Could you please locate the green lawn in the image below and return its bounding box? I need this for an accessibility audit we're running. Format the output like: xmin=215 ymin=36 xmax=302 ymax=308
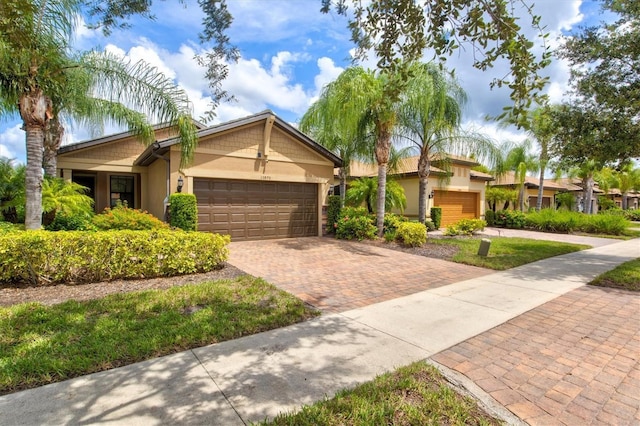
xmin=0 ymin=276 xmax=318 ymax=395
xmin=429 ymin=237 xmax=589 ymax=270
xmin=589 ymin=258 xmax=640 ymax=291
xmin=261 ymin=361 xmax=500 ymax=426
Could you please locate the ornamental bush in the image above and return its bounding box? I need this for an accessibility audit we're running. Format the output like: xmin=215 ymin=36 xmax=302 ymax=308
xmin=169 ymin=193 xmax=198 ymax=231
xmin=430 ymin=207 xmax=442 ymax=229
xmin=335 ymin=207 xmax=376 ymax=240
xmin=484 ymin=210 xmax=496 ymax=227
xmin=93 ymin=203 xmax=168 ymax=230
xmin=444 ymin=218 xmax=487 ymax=236
xmin=0 ymin=230 xmax=230 ymax=286
xmin=525 ymin=209 xmax=578 ymax=233
xmin=383 ymin=212 xmax=408 ymax=234
xmin=624 ymin=210 xmax=640 ymax=221
xmin=46 ymin=211 xmax=95 ymax=231
xmin=326 ymin=195 xmax=342 ymax=234
xmin=395 ymin=222 xmax=427 ymax=247
xmin=493 ymin=209 xmax=526 ymax=229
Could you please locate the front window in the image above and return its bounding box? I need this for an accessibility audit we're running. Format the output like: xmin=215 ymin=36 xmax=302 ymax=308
xmin=110 ymin=175 xmax=135 ymax=208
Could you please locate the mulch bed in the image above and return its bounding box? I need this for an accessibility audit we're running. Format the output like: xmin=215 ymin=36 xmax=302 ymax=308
xmin=0 ymin=264 xmax=246 ymax=308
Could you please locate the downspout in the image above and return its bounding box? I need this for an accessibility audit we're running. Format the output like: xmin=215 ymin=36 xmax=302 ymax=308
xmin=151 ymin=141 xmax=171 ymax=221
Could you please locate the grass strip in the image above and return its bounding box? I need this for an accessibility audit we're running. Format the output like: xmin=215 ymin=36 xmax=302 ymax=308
xmin=0 ymin=275 xmax=318 ymax=395
xmin=262 ymin=361 xmax=501 ymax=425
xmin=589 ymin=258 xmax=640 ymax=292
xmin=429 ymin=237 xmax=589 ymax=270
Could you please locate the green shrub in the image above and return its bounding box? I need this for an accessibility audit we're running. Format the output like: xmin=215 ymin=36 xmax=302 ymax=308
xmin=624 ymin=210 xmax=640 ymax=221
xmin=555 ymin=192 xmax=576 ymax=211
xmin=335 ymin=207 xmax=376 ymax=240
xmin=494 ymin=209 xmax=526 ymax=229
xmin=46 ymin=211 xmax=95 ymax=231
xmin=525 ymin=209 xmax=629 ymax=235
xmin=525 ymin=209 xmax=578 ymax=233
xmin=579 ymin=214 xmax=629 ymax=235
xmin=326 ymin=195 xmax=342 ymax=234
xmin=430 ymin=207 xmax=442 ymax=229
xmin=444 ymin=218 xmax=487 ymax=236
xmin=384 ymin=230 xmax=396 ymax=242
xmin=395 ymin=222 xmax=427 ymax=247
xmin=0 ymin=222 xmax=21 ymax=234
xmin=599 ymin=208 xmax=625 ymax=217
xmin=169 ymin=193 xmax=197 ymax=231
xmin=0 ymin=230 xmax=230 ymax=285
xmin=383 ymin=213 xmax=408 ymax=234
xmin=93 ymin=203 xmax=168 ymax=230
xmin=485 ymin=210 xmax=495 ymax=227
xmin=424 ymin=220 xmax=436 ymax=232
xmin=597 ymin=196 xmax=617 ymax=211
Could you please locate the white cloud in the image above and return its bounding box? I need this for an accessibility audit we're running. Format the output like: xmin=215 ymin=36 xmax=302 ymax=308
xmin=0 ymin=124 xmax=26 ymax=162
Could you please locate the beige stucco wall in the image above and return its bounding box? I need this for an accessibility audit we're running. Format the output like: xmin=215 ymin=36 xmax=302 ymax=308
xmin=147 ymin=159 xmax=168 ymax=220
xmin=177 ymin=123 xmax=334 ymax=190
xmin=392 ymin=164 xmax=487 ymax=219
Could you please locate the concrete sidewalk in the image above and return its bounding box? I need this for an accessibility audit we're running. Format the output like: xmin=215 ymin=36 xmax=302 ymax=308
xmin=1 ymin=239 xmax=638 ymax=425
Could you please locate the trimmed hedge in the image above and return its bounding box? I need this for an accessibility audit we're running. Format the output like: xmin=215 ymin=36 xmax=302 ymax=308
xmin=525 ymin=209 xmax=629 ymax=235
xmin=93 ymin=205 xmax=168 ymax=230
xmin=430 ymin=207 xmax=442 ymax=229
xmin=0 ymin=230 xmax=230 ymax=286
xmin=170 ymin=193 xmax=198 ymax=231
xmin=326 ymin=195 xmax=342 ymax=234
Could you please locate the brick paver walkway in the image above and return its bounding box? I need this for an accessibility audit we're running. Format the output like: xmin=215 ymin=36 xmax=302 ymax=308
xmin=432 ymin=286 xmax=640 ymax=425
xmin=229 ymin=237 xmax=491 ymax=313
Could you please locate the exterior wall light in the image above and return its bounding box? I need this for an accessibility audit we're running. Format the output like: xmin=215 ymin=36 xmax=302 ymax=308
xmin=428 ymin=190 xmax=435 ymax=199
xmin=177 ymin=176 xmax=184 ymax=193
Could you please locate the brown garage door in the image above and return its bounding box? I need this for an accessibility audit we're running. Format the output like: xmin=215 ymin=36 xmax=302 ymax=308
xmin=194 ymin=178 xmax=318 ymax=241
xmin=433 ymin=191 xmax=478 ymax=226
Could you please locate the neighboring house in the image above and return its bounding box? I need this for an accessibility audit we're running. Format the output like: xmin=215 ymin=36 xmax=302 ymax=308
xmin=491 ymin=172 xmax=566 ymax=210
xmin=553 ymin=177 xmax=603 ymax=213
xmin=341 ymin=155 xmax=492 ymax=226
xmin=57 ymin=110 xmax=342 ymax=241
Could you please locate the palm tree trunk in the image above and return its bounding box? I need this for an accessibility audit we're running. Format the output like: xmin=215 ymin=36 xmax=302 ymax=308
xmin=338 ymin=167 xmax=347 ymax=208
xmin=417 ymin=151 xmax=430 ymax=223
xmin=583 ymin=175 xmax=594 ymax=214
xmin=19 ymin=89 xmax=52 ymax=230
xmin=519 ymin=185 xmax=525 ymax=212
xmin=536 ymin=165 xmax=545 ymax=211
xmin=375 ymin=129 xmax=392 ymax=237
xmin=376 ymin=163 xmax=387 ymax=236
xmin=24 ymin=126 xmax=44 ymax=229
xmin=43 ymin=116 xmax=63 ymax=177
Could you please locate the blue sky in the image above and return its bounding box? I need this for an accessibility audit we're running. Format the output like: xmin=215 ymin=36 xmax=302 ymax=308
xmin=0 ymin=0 xmax=606 ymax=163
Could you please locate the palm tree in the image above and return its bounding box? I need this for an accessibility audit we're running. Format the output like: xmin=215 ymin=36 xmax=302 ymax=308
xmin=559 ymin=160 xmax=601 ymax=214
xmin=528 ymin=106 xmax=555 ymax=211
xmin=0 ymin=1 xmax=198 ymax=228
xmin=345 ymin=177 xmax=407 ymax=214
xmin=41 ymin=177 xmax=94 ymax=225
xmin=299 ymin=72 xmax=369 ymax=206
xmin=613 ymin=163 xmax=640 ymax=210
xmin=498 ymin=140 xmax=539 ymax=211
xmin=396 ymin=62 xmax=499 ymax=223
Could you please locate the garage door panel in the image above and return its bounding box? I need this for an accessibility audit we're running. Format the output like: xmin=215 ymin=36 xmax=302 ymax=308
xmin=195 ymin=178 xmax=317 ymax=241
xmin=434 ymin=191 xmax=478 ymax=226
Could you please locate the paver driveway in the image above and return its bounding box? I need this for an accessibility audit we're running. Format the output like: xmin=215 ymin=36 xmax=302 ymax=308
xmin=228 ymin=237 xmax=491 ymax=313
xmin=432 ymin=285 xmax=640 ymax=425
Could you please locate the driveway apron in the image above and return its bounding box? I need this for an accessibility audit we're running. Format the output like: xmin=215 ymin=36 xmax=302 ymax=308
xmin=228 ymin=237 xmax=491 ymax=313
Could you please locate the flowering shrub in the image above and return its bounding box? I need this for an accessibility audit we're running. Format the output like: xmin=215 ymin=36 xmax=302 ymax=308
xmin=444 ymin=219 xmax=487 ymax=236
xmin=335 ymin=207 xmax=376 ymax=240
xmin=395 ymin=222 xmax=427 ymax=247
xmin=93 ymin=203 xmax=168 ymax=230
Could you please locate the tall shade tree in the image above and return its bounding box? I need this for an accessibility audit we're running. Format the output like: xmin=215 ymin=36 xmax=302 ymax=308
xmin=395 ymin=62 xmax=498 ymax=223
xmin=0 ymin=0 xmax=197 ymax=228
